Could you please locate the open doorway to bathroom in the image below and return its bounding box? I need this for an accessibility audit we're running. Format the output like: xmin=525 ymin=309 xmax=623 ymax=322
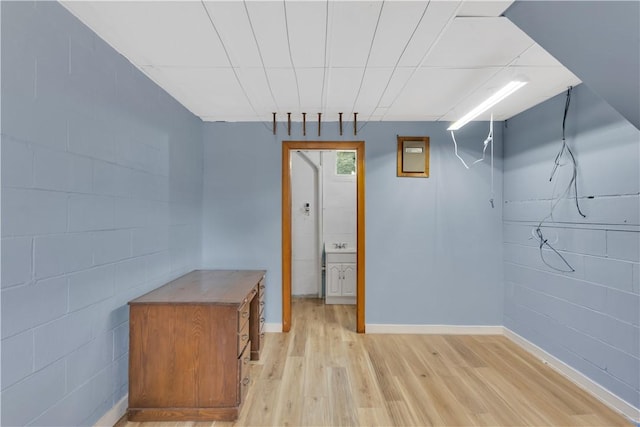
xmin=282 ymin=141 xmax=365 ymax=333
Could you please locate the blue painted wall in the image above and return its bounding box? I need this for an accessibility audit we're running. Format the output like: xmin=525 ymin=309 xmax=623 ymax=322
xmin=202 ymin=120 xmax=505 ymax=326
xmin=1 ymin=2 xmax=203 ymax=425
xmin=505 ymin=1 xmax=640 ymax=130
xmin=503 ymin=84 xmax=640 ymax=408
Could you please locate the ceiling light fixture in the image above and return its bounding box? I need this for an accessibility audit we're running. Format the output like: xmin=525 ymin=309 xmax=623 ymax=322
xmin=447 ymin=80 xmax=528 ymax=131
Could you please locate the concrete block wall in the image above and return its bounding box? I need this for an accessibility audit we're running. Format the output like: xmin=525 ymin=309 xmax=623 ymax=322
xmin=1 ymin=2 xmax=203 ymax=425
xmin=322 ymin=150 xmax=357 ymax=249
xmin=503 ymin=84 xmax=640 ymax=408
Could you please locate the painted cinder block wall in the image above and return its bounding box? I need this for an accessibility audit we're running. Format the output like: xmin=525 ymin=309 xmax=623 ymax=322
xmin=502 ymin=84 xmax=640 ymax=408
xmin=1 ymin=2 xmax=203 ymax=425
xmin=2 ymin=1 xmax=637 ymax=426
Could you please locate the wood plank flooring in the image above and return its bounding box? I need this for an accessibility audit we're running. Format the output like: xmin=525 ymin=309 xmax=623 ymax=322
xmin=123 ymin=298 xmax=633 ymax=427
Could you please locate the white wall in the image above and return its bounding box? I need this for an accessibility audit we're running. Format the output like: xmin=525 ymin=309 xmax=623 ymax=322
xmin=291 ymin=152 xmax=319 ymax=296
xmin=322 ymin=151 xmax=357 ymax=249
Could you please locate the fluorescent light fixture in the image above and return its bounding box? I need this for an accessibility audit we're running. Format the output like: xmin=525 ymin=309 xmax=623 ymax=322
xmin=447 ymin=81 xmax=528 ymax=131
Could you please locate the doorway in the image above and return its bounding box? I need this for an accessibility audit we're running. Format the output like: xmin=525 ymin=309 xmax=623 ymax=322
xmin=282 ymin=141 xmax=365 ymax=333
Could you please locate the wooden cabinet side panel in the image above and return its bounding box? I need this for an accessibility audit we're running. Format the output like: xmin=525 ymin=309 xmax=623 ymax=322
xmin=129 ymin=304 xmax=238 ymax=409
xmin=197 ymin=305 xmax=238 ymax=407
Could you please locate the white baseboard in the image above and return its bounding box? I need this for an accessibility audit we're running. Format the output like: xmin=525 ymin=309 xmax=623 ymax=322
xmin=264 ymin=322 xmax=282 ymax=333
xmin=365 ymin=324 xmax=503 ymax=335
xmin=94 ymin=395 xmax=127 ymax=426
xmin=503 ymin=327 xmax=640 ymax=423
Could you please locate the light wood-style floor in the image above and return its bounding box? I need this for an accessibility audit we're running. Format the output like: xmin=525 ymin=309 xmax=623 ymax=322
xmin=123 ymin=298 xmax=633 ymax=427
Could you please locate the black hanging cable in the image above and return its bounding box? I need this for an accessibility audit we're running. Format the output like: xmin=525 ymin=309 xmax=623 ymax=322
xmin=533 ymin=86 xmax=586 ymax=273
xmin=549 ymin=86 xmax=586 ymax=218
xmin=534 ymin=226 xmax=575 ymax=273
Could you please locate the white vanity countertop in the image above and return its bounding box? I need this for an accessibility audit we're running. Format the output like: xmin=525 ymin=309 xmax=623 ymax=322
xmin=325 ymin=247 xmax=357 ymax=254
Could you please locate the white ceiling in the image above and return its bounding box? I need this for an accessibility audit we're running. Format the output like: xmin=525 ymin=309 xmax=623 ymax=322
xmin=60 ymin=0 xmax=581 ymax=125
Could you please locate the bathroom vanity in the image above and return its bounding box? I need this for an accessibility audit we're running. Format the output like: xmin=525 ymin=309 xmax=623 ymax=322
xmin=325 ymin=247 xmax=356 ymax=305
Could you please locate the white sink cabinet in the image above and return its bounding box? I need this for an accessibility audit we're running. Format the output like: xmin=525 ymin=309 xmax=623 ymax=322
xmin=325 ymin=249 xmax=356 ymax=305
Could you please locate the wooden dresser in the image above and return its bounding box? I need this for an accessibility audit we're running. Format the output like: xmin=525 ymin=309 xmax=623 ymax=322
xmin=127 ymin=270 xmax=266 ymax=421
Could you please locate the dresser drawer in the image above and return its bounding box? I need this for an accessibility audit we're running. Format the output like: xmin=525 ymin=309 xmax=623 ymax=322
xmin=238 ymin=342 xmax=251 ymax=404
xmin=259 ymin=311 xmax=265 ymax=332
xmin=238 ymin=318 xmax=250 ymax=356
xmin=238 ymin=300 xmax=250 ymax=331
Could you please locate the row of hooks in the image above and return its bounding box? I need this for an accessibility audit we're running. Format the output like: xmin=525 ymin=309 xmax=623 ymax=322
xmin=272 ymin=112 xmax=359 ymax=136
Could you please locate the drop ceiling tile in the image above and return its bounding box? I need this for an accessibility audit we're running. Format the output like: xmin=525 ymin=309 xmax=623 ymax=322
xmin=63 ymin=1 xmax=229 ymax=67
xmin=398 ymin=1 xmax=461 ymax=67
xmin=285 ymin=1 xmax=327 ymax=68
xmin=456 ymin=0 xmax=515 ymax=17
xmin=385 ymin=67 xmax=501 ymax=117
xmin=202 ymin=1 xmax=261 ymax=68
xmin=353 ymin=68 xmax=397 ymax=113
xmin=423 ymin=17 xmax=534 ymax=67
xmin=329 ymin=1 xmax=384 ymax=67
xmin=353 ymin=67 xmax=418 ymax=118
xmin=263 ymin=68 xmax=303 ymax=112
xmin=368 ymin=2 xmax=433 ymax=67
xmin=325 ymin=68 xmax=364 ymax=112
xmin=298 ymin=68 xmax=326 ymax=112
xmin=515 ymin=43 xmax=565 ymax=67
xmin=375 ymin=67 xmax=416 ymax=108
xmin=141 ymin=66 xmax=252 ymax=118
xmin=235 ymin=68 xmax=279 ymax=112
xmin=243 ymin=2 xmax=291 ymax=68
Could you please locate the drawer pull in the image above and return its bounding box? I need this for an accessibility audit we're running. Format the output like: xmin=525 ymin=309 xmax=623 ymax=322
xmin=244 ymin=357 xmax=250 ymax=365
xmin=260 ymin=332 xmax=265 ymax=339
xmin=242 ymin=311 xmax=249 ymax=318
xmin=242 ymin=334 xmax=249 ymax=342
xmin=260 ymin=301 xmax=265 ymax=307
xmin=242 ymin=377 xmax=250 ymax=386
xmin=260 ymin=317 xmax=265 ymax=323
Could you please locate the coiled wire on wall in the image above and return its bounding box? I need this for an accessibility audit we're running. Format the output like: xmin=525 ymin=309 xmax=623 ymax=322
xmin=450 ymin=114 xmax=496 ymax=208
xmin=532 ymin=86 xmax=586 ymax=273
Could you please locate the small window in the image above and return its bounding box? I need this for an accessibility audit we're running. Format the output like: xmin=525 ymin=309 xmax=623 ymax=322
xmin=336 ymin=150 xmax=356 ymax=175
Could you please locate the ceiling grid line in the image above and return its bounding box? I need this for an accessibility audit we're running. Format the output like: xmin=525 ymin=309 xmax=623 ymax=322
xmin=283 ymin=0 xmax=302 ymax=111
xmin=350 ymin=0 xmax=385 ymax=115
xmin=200 ymin=0 xmax=270 ymax=128
xmin=320 ymin=0 xmax=330 ymax=114
xmin=243 ymin=0 xmax=280 ymax=113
